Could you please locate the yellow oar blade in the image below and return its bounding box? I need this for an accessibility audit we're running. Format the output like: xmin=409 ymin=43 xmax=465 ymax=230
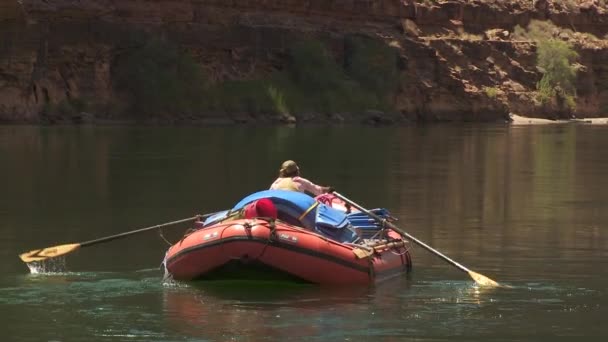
xmin=19 ymin=243 xmax=81 ymax=263
xmin=352 ymin=248 xmax=374 ymax=259
xmin=468 ymin=270 xmax=501 ymax=287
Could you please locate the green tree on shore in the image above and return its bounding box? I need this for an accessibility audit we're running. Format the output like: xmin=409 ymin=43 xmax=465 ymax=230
xmin=514 ymin=20 xmax=579 ymax=111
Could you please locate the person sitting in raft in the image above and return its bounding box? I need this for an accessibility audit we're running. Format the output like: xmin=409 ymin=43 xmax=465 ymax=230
xmin=269 ymin=160 xmax=332 ymax=196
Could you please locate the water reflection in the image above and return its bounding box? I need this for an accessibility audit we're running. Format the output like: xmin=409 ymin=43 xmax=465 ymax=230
xmin=1 ymin=125 xmax=608 ymax=341
xmin=0 ymin=269 xmax=604 ymax=341
xmin=162 ymin=280 xmax=378 ymax=340
xmin=160 ymin=275 xmax=516 ymax=340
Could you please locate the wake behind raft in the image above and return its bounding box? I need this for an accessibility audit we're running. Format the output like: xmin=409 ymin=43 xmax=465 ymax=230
xmin=162 ymin=190 xmax=412 ymax=285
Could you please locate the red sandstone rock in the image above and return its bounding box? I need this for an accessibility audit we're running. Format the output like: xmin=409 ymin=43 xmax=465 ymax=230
xmin=0 ymin=0 xmax=607 ymax=123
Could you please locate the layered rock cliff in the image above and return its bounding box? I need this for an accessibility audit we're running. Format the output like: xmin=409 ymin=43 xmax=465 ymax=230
xmin=1 ymin=0 xmax=607 ymax=124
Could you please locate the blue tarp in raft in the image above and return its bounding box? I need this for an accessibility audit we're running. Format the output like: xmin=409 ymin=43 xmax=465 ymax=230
xmin=205 ymin=190 xmax=390 ymax=243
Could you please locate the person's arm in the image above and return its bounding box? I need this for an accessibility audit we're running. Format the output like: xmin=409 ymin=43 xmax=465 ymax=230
xmin=293 ymin=177 xmax=330 ymax=196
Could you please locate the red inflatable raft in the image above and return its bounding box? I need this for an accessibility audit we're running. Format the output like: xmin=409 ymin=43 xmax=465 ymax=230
xmin=164 ymin=217 xmax=412 ymax=285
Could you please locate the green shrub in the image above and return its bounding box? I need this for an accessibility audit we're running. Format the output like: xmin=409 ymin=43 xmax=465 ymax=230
xmin=112 ymin=33 xmax=400 ymax=119
xmin=536 ymin=39 xmax=578 ymax=108
xmin=513 ymin=20 xmax=564 ymax=41
xmin=484 ymin=86 xmax=499 ymax=98
xmin=344 ymin=36 xmax=399 ymax=97
xmin=287 ymin=40 xmax=344 ymax=93
xmin=208 ymin=79 xmax=273 ymax=114
xmin=264 ymin=39 xmax=388 ymax=114
xmin=113 ymin=37 xmax=208 ymax=117
xmin=44 ymin=97 xmax=88 ymax=117
xmin=513 ymin=25 xmax=526 ymax=40
xmin=514 ymin=20 xmax=579 ymax=110
xmin=268 ymin=85 xmax=290 ymax=116
xmin=272 ymin=37 xmax=398 ymax=114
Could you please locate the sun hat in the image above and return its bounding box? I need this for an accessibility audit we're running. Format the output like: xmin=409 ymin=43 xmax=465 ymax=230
xmin=280 ymin=160 xmax=299 ymax=175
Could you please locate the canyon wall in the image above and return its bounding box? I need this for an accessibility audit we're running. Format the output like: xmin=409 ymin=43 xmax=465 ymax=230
xmin=0 ymin=0 xmax=607 ymax=123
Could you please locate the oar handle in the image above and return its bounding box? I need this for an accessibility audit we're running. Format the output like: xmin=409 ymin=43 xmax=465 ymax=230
xmin=332 ymin=191 xmax=471 ymax=274
xmin=80 ymin=215 xmax=203 ymax=247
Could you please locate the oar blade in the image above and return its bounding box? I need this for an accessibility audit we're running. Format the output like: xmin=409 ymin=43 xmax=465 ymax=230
xmin=352 ymin=248 xmax=374 ymax=259
xmin=19 ymin=243 xmax=81 ymax=263
xmin=468 ymin=270 xmax=500 ymax=287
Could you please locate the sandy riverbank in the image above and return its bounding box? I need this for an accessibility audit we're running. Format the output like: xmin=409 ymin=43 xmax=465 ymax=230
xmin=510 ymin=114 xmax=608 ymax=125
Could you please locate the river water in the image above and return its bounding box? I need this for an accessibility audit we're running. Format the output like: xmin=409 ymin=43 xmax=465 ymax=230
xmin=0 ymin=124 xmax=606 ymax=341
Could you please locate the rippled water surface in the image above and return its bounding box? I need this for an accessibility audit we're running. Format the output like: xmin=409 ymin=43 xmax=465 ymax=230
xmin=1 ymin=125 xmax=607 ymax=341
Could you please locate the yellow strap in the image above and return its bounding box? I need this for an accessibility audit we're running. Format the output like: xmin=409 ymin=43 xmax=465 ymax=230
xmin=217 ymin=209 xmax=243 ymax=223
xmin=298 ymin=201 xmax=319 ymax=221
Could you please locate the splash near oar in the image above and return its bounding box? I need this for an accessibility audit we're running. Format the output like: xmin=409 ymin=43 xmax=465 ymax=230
xmin=469 ymin=270 xmax=500 ymax=287
xmin=19 ymin=213 xmax=218 ymax=264
xmin=331 ymin=191 xmax=504 ymax=288
xmin=26 ymin=256 xmax=68 ymax=274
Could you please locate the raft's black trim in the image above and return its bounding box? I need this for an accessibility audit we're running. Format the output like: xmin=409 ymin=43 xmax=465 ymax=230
xmin=166 ymin=236 xmax=372 ymax=273
xmin=194 ymin=259 xmax=311 ymax=283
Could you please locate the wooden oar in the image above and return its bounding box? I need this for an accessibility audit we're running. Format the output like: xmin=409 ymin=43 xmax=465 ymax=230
xmin=332 ymin=191 xmax=501 ymax=288
xmin=19 ymin=213 xmax=215 ymax=264
xmin=352 ymin=240 xmax=408 ymax=259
